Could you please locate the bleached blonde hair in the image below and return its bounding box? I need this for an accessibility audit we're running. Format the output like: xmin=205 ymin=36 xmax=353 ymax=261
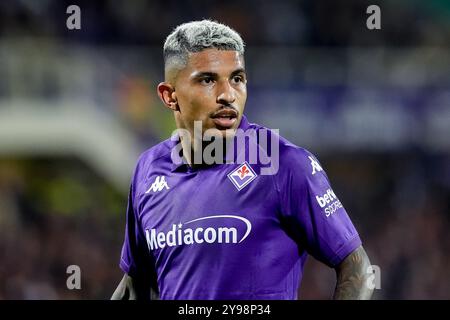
xmin=163 ymin=19 xmax=245 ymax=71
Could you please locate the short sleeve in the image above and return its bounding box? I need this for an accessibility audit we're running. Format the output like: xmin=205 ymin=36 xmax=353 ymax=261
xmin=119 ymin=171 xmax=158 ymax=292
xmin=277 ymin=147 xmax=362 ymax=267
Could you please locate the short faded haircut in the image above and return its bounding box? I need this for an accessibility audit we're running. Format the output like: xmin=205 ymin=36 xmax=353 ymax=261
xmin=163 ymin=20 xmax=245 ymax=79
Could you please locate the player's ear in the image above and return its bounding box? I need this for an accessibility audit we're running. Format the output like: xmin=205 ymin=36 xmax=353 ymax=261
xmin=157 ymin=82 xmax=179 ymax=111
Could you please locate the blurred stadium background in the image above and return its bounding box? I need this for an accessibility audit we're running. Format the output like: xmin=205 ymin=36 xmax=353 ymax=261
xmin=0 ymin=0 xmax=449 ymax=299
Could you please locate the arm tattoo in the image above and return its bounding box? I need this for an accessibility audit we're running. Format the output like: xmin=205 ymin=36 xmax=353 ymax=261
xmin=333 ymin=246 xmax=374 ymax=300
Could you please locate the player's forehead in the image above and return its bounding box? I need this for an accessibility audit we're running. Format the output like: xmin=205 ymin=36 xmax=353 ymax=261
xmin=185 ymin=48 xmax=245 ymax=75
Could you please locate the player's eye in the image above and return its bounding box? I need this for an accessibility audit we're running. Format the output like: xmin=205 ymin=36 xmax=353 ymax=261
xmin=200 ymin=77 xmax=214 ymax=85
xmin=232 ymin=75 xmax=244 ymax=84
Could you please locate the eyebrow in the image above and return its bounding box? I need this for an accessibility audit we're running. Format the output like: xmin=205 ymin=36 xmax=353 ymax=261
xmin=230 ymin=68 xmax=246 ymax=77
xmin=191 ymin=68 xmax=246 ymax=79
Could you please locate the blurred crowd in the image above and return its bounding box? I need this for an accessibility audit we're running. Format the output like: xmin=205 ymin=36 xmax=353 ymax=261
xmin=1 ymin=0 xmax=449 ymax=46
xmin=0 ymin=0 xmax=449 ymax=299
xmin=0 ymin=158 xmax=125 ymax=299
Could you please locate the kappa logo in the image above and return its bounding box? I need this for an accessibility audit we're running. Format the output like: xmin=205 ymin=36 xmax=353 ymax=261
xmin=309 ymin=156 xmax=323 ymax=175
xmin=228 ymin=162 xmax=257 ymax=191
xmin=145 ymin=176 xmax=170 ymax=193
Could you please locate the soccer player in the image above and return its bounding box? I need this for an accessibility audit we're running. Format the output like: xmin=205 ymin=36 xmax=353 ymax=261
xmin=112 ymin=20 xmax=373 ymax=300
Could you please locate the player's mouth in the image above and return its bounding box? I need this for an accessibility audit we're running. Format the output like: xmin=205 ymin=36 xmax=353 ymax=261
xmin=210 ymin=108 xmax=238 ymax=130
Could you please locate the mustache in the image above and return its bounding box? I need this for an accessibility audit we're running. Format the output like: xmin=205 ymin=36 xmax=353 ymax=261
xmin=210 ymin=105 xmax=239 ymax=118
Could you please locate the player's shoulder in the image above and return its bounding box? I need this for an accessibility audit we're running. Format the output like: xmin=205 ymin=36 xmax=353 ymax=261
xmin=280 ymin=138 xmax=319 ymax=166
xmin=278 ymin=141 xmax=323 ymax=180
xmin=270 ymin=136 xmax=329 ymax=194
xmin=245 ymin=121 xmax=326 ymax=184
xmin=248 ymin=120 xmax=320 ymax=170
xmin=133 ymin=137 xmax=174 ymax=175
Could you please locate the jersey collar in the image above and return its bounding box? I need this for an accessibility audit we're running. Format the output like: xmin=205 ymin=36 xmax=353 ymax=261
xmin=170 ymin=115 xmax=251 ymax=173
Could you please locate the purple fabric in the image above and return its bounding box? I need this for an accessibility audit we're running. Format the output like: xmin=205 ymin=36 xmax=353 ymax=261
xmin=120 ymin=115 xmax=361 ymax=299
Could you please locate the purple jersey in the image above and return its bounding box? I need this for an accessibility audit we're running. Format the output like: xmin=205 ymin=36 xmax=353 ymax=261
xmin=119 ymin=115 xmax=362 ymax=300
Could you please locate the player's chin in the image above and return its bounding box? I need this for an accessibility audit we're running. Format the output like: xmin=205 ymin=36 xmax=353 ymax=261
xmin=204 ymin=126 xmax=236 ymax=139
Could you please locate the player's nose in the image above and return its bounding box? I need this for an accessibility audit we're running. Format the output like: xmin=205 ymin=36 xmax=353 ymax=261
xmin=216 ymin=81 xmax=236 ymax=105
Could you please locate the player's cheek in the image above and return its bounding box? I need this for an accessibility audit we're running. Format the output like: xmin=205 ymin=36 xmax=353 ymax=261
xmin=189 ymin=97 xmax=209 ymax=119
xmin=237 ymin=90 xmax=247 ymax=108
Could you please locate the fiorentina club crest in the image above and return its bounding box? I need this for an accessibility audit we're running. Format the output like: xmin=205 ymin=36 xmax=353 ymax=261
xmin=227 ymin=162 xmax=257 ymax=191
